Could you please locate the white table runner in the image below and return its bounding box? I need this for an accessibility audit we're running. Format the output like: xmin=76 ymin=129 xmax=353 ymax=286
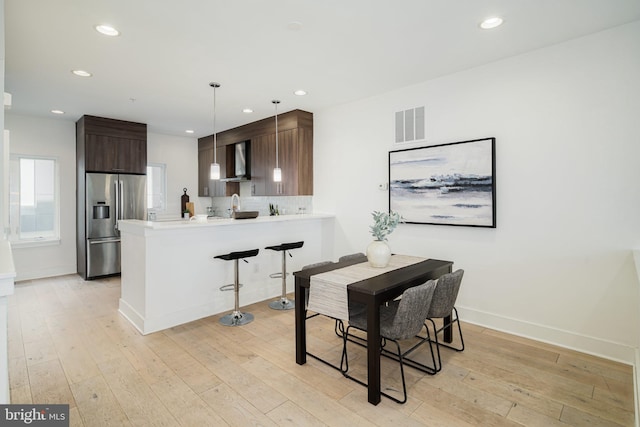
xmin=307 ymin=254 xmax=426 ymax=321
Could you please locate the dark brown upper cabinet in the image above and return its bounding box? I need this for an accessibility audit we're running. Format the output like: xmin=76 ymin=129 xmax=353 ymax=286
xmin=197 ymin=109 xmax=312 ymax=197
xmin=77 ymin=115 xmax=147 ymax=175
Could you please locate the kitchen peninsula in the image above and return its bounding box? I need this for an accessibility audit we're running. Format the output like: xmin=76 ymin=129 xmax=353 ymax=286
xmin=117 ymin=214 xmax=334 ymax=334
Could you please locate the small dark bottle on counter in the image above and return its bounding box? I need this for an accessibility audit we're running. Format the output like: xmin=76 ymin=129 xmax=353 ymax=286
xmin=181 ymin=188 xmax=189 ymax=215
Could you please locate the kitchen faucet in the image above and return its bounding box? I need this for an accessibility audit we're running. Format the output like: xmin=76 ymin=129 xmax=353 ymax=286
xmin=230 ymin=193 xmax=240 ymax=213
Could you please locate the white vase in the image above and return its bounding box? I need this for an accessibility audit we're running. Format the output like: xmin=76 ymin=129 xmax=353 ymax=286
xmin=367 ymin=240 xmax=391 ymax=268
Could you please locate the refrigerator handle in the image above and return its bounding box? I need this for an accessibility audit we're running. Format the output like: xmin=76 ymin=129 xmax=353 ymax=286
xmin=119 ymin=180 xmax=124 ymax=219
xmin=114 ymin=180 xmax=120 ymax=231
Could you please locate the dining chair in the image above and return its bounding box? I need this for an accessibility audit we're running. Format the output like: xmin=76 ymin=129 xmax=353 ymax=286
xmin=341 ymin=280 xmax=437 ymax=404
xmin=423 ymin=269 xmax=465 ymax=372
xmin=338 ymin=252 xmax=366 ymax=262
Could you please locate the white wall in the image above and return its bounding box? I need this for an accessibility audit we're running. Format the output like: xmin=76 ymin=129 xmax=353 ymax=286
xmin=5 ymin=114 xmax=199 ymax=280
xmin=146 ymin=132 xmax=197 ymax=219
xmin=313 ymin=21 xmax=640 ymax=363
xmin=5 ymin=114 xmax=76 ymax=281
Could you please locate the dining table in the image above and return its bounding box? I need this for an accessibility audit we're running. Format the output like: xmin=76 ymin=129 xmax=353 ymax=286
xmin=294 ymin=254 xmax=453 ymax=405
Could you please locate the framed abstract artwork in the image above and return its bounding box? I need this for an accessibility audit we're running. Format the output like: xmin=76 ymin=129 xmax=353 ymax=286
xmin=389 ymin=137 xmax=496 ymax=227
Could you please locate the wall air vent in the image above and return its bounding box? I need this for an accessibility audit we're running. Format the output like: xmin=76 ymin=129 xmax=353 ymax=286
xmin=395 ymin=106 xmax=425 ymax=143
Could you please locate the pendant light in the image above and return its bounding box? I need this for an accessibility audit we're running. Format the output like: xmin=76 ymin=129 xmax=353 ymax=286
xmin=272 ymin=100 xmax=282 ymax=182
xmin=209 ymin=82 xmax=221 ymax=180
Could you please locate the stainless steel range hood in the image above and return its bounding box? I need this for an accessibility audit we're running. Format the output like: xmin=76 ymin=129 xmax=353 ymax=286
xmin=221 ymin=141 xmax=251 ymax=182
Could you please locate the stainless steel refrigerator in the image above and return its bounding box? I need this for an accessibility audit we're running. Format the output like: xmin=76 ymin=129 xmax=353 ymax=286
xmin=85 ymin=173 xmax=145 ymax=278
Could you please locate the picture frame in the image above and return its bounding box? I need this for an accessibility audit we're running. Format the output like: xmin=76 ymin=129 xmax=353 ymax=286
xmin=389 ymin=137 xmax=496 ymax=227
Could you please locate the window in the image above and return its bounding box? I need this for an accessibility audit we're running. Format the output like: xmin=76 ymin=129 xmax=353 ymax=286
xmin=147 ymin=163 xmax=166 ymax=212
xmin=9 ymin=155 xmax=59 ymax=243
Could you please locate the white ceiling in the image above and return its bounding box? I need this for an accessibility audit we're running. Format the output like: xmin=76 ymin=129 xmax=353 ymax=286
xmin=5 ymin=0 xmax=640 ymax=138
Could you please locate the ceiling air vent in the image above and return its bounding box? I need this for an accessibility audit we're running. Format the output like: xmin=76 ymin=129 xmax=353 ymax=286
xmin=395 ymin=106 xmax=424 ymax=143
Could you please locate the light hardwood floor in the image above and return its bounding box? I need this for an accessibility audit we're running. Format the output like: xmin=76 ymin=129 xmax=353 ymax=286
xmin=7 ymin=274 xmax=635 ymax=426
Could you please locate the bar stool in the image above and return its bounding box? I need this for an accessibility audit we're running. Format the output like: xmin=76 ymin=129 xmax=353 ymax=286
xmin=214 ymin=248 xmax=259 ymax=326
xmin=265 ymin=241 xmax=304 ymax=310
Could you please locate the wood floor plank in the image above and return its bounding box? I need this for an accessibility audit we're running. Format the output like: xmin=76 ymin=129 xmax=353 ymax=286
xmin=410 ymin=400 xmax=477 ymax=427
xmin=199 ymin=382 xmax=279 ymax=427
xmin=9 ymin=385 xmax=32 ymax=404
xmin=27 ymin=359 xmax=76 ymax=408
xmin=506 ymin=403 xmax=572 ymax=426
xmin=420 ymin=362 xmax=515 ymax=417
xmin=147 ymin=374 xmax=229 ymax=426
xmin=51 ymin=332 xmax=102 ymax=385
xmin=266 ymin=400 xmax=328 ymax=427
xmin=560 ymin=404 xmax=628 ymax=427
xmin=8 ymin=356 xmax=30 ymax=392
xmin=97 ymin=357 xmax=178 ymax=426
xmin=70 ymin=374 xmax=131 ymax=426
xmin=338 ymin=389 xmax=429 ymax=427
xmin=78 ymin=319 xmax=126 ymax=366
xmin=144 ymin=332 xmax=223 ymax=394
xmin=412 ymin=381 xmax=522 ymax=426
xmin=69 ymin=406 xmax=85 ymax=427
xmin=556 ymin=352 xmax=634 ymax=384
xmin=461 ymin=370 xmax=564 ymax=420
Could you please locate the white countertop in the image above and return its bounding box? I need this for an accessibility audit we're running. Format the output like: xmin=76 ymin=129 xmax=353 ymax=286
xmin=119 ymin=212 xmax=334 ymax=231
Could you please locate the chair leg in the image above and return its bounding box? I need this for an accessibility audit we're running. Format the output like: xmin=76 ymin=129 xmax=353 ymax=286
xmin=433 ymin=307 xmax=465 ymax=352
xmin=391 ymin=339 xmax=408 ymax=404
xmin=341 ymin=327 xmax=408 ymax=404
xmin=425 ymin=318 xmax=443 ymax=372
xmin=340 ymin=325 xmax=350 ymax=373
xmin=424 ymin=307 xmax=465 ymax=370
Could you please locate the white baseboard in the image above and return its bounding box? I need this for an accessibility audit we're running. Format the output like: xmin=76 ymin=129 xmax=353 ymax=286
xmin=458 ymin=306 xmax=635 ymax=365
xmin=14 ymin=266 xmax=76 ymax=282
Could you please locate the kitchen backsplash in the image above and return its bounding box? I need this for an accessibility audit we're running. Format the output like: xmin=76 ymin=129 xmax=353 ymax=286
xmin=201 ymin=195 xmax=313 ymax=218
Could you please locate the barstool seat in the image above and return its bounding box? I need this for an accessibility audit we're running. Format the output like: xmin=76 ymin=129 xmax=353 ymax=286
xmin=215 ymin=248 xmax=259 ymax=326
xmin=265 ymin=241 xmax=304 ymax=310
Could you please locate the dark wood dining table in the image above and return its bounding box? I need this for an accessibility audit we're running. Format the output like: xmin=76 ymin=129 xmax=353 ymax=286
xmin=294 ymin=255 xmax=453 ymax=405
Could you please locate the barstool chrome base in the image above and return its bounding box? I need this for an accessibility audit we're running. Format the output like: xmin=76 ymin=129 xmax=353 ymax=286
xmin=269 ymin=298 xmax=295 ymax=310
xmin=219 ymin=310 xmax=254 ymax=326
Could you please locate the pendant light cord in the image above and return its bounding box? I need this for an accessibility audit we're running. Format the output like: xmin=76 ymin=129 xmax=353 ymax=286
xmin=210 ymin=82 xmax=220 ymax=164
xmin=213 ymin=86 xmax=217 ymax=164
xmin=274 ymin=102 xmax=279 ymax=169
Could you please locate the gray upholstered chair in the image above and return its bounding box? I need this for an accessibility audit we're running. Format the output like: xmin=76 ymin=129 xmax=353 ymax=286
xmin=341 ymin=280 xmax=437 ymax=404
xmin=338 ymin=252 xmax=366 ymax=262
xmin=424 ymin=269 xmax=465 ymax=372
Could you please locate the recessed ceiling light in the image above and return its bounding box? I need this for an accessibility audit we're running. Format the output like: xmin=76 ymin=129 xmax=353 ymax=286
xmin=185 ymin=130 xmax=194 ymax=134
xmin=480 ymin=16 xmax=504 ymax=30
xmin=72 ymin=70 xmax=92 ymax=77
xmin=294 ymin=90 xmax=307 ymax=96
xmin=287 ymin=21 xmax=303 ymax=31
xmin=51 ymin=109 xmax=65 ymax=115
xmin=95 ymin=24 xmax=120 ymax=36
xmin=242 ymin=108 xmax=253 ymax=113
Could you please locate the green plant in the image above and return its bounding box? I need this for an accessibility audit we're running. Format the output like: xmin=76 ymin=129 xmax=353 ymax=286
xmin=369 ymin=210 xmax=402 ymax=241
